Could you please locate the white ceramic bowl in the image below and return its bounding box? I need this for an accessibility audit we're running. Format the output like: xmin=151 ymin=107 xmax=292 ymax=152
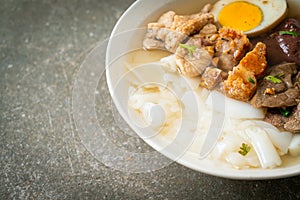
xmin=106 ymin=0 xmax=300 ymax=179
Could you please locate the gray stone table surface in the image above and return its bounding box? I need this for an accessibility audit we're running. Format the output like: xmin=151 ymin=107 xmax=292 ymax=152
xmin=1 ymin=0 xmax=300 ymax=199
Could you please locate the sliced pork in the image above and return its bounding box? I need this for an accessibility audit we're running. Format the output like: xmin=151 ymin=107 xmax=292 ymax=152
xmin=175 ymin=39 xmax=213 ymax=77
xmin=211 ymin=27 xmax=252 ymax=72
xmin=199 ymin=67 xmax=223 ymax=90
xmin=143 ymin=4 xmax=215 ymax=53
xmin=171 ymin=12 xmax=214 ymax=35
xmin=143 ymin=28 xmax=188 ymax=53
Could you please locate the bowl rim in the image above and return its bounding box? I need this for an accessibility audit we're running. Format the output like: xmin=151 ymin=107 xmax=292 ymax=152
xmin=105 ymin=0 xmax=300 ymax=180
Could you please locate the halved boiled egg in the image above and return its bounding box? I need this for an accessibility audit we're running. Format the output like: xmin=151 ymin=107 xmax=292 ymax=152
xmin=211 ymin=0 xmax=288 ymax=37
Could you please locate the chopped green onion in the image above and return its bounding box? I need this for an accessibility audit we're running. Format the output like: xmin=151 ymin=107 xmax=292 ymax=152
xmin=179 ymin=43 xmax=198 ymax=57
xmin=264 ymin=73 xmax=284 ymax=84
xmin=248 ymin=77 xmax=255 ymax=84
xmin=278 ymin=108 xmax=292 ymax=117
xmin=279 ymin=31 xmax=300 ymax=37
xmin=238 ymin=143 xmax=251 ymax=156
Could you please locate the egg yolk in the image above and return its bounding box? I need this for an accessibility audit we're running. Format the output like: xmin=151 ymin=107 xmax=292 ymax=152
xmin=218 ymin=1 xmax=263 ymax=32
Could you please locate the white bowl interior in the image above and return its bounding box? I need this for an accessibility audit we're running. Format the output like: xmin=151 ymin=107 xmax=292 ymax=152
xmin=106 ymin=0 xmax=300 ymax=179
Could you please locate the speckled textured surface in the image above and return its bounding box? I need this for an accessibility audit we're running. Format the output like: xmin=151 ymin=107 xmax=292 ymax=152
xmin=1 ymin=0 xmax=300 ymax=199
